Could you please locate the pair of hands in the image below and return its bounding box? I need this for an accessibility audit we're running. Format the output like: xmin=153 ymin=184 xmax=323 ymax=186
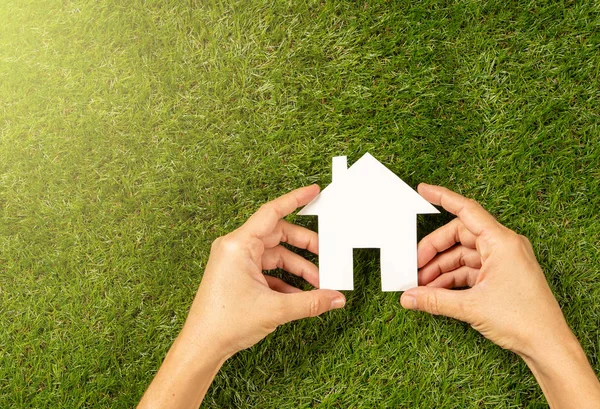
xmin=140 ymin=183 xmax=600 ymax=409
xmin=190 ymin=183 xmax=566 ymax=360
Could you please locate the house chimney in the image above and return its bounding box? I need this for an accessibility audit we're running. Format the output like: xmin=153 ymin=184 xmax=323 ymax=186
xmin=332 ymin=156 xmax=347 ymax=183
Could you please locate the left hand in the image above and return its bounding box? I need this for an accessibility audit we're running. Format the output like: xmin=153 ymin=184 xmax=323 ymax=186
xmin=181 ymin=185 xmax=346 ymax=358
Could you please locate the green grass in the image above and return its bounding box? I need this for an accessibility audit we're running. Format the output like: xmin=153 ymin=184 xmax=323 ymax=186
xmin=1 ymin=0 xmax=599 ymax=407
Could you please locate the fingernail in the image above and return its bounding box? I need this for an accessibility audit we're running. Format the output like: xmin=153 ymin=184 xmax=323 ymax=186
xmin=330 ymin=297 xmax=345 ymax=310
xmin=401 ymin=294 xmax=417 ymax=310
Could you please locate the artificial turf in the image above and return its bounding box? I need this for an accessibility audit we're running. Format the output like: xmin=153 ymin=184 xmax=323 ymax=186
xmin=1 ymin=0 xmax=599 ymax=407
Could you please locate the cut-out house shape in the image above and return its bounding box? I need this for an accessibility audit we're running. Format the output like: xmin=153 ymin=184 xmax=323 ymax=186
xmin=298 ymin=153 xmax=439 ymax=291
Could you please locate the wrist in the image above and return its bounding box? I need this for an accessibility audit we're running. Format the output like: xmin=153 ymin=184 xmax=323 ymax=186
xmin=173 ymin=324 xmax=234 ymax=369
xmin=517 ymin=321 xmax=580 ymax=366
xmin=518 ymin=329 xmax=600 ymax=408
xmin=137 ymin=326 xmax=232 ymax=409
xmin=520 ymin=331 xmax=586 ymax=374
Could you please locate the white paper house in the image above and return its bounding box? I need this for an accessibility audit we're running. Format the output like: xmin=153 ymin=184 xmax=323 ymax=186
xmin=298 ymin=153 xmax=439 ymax=291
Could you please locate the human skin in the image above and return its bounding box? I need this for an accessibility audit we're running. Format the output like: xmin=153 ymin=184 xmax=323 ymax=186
xmin=137 ymin=185 xmax=346 ymax=409
xmin=138 ymin=184 xmax=600 ymax=409
xmin=400 ymin=183 xmax=600 ymax=408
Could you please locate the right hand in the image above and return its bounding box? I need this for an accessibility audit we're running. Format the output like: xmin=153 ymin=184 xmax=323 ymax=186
xmin=400 ymin=183 xmax=574 ymax=359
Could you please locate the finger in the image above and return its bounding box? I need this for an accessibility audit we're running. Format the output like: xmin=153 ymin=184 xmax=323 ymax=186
xmin=400 ymin=286 xmax=469 ymax=322
xmin=277 ymin=289 xmax=346 ymax=323
xmin=262 ymin=220 xmax=318 ymax=254
xmin=425 ymin=266 xmax=480 ymax=289
xmin=418 ymin=245 xmax=481 ymax=285
xmin=417 ymin=183 xmax=501 ymax=236
xmin=264 ymin=275 xmax=303 ymax=293
xmin=417 ymin=218 xmax=478 ymax=268
xmin=262 ymin=245 xmax=319 ymax=288
xmin=243 ymin=185 xmax=320 ymax=238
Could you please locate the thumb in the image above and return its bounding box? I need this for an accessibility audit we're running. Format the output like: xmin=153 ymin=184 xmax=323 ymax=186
xmin=279 ymin=289 xmax=346 ymax=323
xmin=400 ymin=286 xmax=467 ymax=322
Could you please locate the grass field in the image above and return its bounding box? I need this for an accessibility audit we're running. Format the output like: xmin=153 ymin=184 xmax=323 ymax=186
xmin=1 ymin=0 xmax=599 ymax=407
